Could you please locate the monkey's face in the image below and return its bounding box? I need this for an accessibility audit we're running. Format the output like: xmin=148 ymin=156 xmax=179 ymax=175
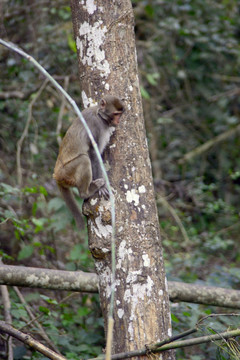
xmin=111 ymin=111 xmax=123 ymax=126
xmin=99 ymin=96 xmax=125 ymax=126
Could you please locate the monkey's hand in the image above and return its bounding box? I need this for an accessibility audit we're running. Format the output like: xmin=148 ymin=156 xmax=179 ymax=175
xmin=98 ymin=184 xmax=110 ymax=199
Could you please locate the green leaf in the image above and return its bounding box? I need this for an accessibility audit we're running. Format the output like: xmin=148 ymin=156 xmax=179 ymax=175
xmin=140 ymin=86 xmax=150 ymax=100
xmin=171 ymin=313 xmax=179 ymax=323
xmin=146 ymin=73 xmax=159 ymax=86
xmin=48 ymin=197 xmax=65 ymax=212
xmin=39 ymin=306 xmax=50 ymax=315
xmin=40 ymin=295 xmax=58 ymax=305
xmin=23 ymin=186 xmax=38 ymax=194
xmin=39 ymin=186 xmax=48 ymax=196
xmin=145 ymin=4 xmax=154 ymax=17
xmin=68 ymin=34 xmax=77 ymax=53
xmin=18 ymin=245 xmax=34 ymax=260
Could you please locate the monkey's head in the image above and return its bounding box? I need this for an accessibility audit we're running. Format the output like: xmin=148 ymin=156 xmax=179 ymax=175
xmin=98 ymin=95 xmax=125 ymax=127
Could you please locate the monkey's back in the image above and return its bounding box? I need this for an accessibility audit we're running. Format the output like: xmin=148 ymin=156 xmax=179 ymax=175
xmin=53 ymin=117 xmax=89 ymax=181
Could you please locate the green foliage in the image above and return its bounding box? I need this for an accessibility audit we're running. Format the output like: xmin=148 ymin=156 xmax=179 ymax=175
xmin=1 ymin=0 xmax=240 ymax=359
xmin=0 ymin=291 xmax=104 ymax=360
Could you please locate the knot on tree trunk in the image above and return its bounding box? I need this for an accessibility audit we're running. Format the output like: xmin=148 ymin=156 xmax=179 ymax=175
xmin=83 ymin=195 xmax=112 ymax=260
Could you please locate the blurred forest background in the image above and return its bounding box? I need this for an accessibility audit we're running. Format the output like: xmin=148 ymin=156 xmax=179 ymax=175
xmin=0 ymin=0 xmax=240 ymax=359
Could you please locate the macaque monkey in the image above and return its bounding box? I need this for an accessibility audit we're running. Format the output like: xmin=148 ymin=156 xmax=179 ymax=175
xmin=53 ymin=95 xmax=125 ymax=229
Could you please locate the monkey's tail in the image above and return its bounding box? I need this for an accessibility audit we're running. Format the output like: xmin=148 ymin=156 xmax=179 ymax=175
xmin=59 ymin=186 xmax=85 ymax=230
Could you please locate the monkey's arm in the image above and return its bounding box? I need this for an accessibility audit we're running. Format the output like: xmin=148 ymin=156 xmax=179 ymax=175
xmin=89 ymin=147 xmax=109 ymax=199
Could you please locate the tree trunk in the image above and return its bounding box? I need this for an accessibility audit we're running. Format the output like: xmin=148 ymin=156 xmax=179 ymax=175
xmin=70 ymin=1 xmax=174 ymax=359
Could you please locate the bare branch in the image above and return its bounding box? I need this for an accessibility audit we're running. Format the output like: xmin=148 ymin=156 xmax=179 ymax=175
xmin=178 ymin=123 xmax=240 ymax=164
xmin=1 ymin=265 xmax=240 ymax=309
xmin=90 ymin=327 xmax=240 ymax=360
xmin=16 ymin=79 xmax=49 ymax=186
xmin=1 ymin=286 xmax=13 ymax=360
xmin=13 ymin=287 xmax=60 ymax=354
xmin=0 ymin=321 xmax=66 ymax=360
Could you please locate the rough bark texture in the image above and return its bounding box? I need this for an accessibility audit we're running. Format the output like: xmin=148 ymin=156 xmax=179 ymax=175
xmin=70 ymin=1 xmax=174 ymax=359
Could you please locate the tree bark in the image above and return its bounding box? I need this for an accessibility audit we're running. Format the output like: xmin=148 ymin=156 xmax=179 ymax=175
xmin=70 ymin=1 xmax=174 ymax=359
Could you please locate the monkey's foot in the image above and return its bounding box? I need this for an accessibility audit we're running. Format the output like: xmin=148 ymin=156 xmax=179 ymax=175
xmin=98 ymin=185 xmax=110 ymax=199
xmin=93 ymin=178 xmax=105 ymax=189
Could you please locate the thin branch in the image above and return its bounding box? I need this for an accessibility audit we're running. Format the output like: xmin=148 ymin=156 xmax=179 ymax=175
xmin=211 ymin=74 xmax=240 ymax=83
xmin=56 ymin=76 xmax=69 ymax=146
xmin=0 ymin=286 xmax=13 ymax=360
xmin=0 ymin=321 xmax=66 ymax=360
xmin=90 ymin=328 xmax=197 ymax=360
xmin=158 ymin=195 xmax=190 ymax=245
xmin=16 ymin=78 xmax=49 ymax=186
xmin=90 ymin=327 xmax=240 ymax=360
xmin=13 ymin=287 xmax=61 ymax=354
xmin=178 ymin=123 xmax=240 ymax=164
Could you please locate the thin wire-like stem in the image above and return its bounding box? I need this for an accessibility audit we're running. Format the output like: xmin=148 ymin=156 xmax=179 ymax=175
xmin=0 ymin=39 xmax=116 ymax=358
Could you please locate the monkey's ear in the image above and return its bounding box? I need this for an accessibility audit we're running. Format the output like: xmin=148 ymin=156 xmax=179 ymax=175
xmin=100 ymin=99 xmax=106 ymax=108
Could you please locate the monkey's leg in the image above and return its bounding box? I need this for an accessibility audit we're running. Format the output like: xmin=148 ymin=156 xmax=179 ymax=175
xmin=75 ymin=156 xmax=105 ymax=199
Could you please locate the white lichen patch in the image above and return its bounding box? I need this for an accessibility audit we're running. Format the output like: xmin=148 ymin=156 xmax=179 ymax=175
xmin=90 ymin=215 xmax=112 ymax=239
xmin=168 ymin=328 xmax=172 ymax=337
xmin=125 ymin=275 xmax=154 ymax=340
xmin=26 ymin=274 xmax=38 ymax=283
xmin=81 ymin=90 xmax=95 ymax=108
xmin=84 ymin=0 xmax=97 ymax=14
xmin=129 ymin=85 xmax=133 ymax=91
xmin=126 ymin=189 xmax=139 ymax=206
xmin=78 ymin=21 xmax=110 ymax=77
xmin=117 ymin=240 xmax=133 ymax=270
xmin=117 ymin=309 xmax=124 ymax=319
xmin=138 ymin=185 xmax=146 ymax=193
xmin=128 ymin=321 xmax=134 ymax=340
xmin=105 ymin=83 xmax=110 ymax=90
xmin=126 ymin=270 xmax=142 ymax=284
xmin=142 ymin=254 xmax=150 ymax=267
xmin=27 ymin=274 xmax=49 ymax=286
xmin=158 ymin=289 xmax=163 ymax=296
xmin=90 ymin=198 xmax=98 ymax=206
xmin=165 ymin=276 xmax=168 ymax=292
xmin=124 ymin=275 xmax=154 ymax=303
xmin=98 ymin=266 xmax=112 ymax=299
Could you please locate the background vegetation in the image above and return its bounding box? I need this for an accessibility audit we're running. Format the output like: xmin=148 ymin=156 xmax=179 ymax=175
xmin=0 ymin=0 xmax=240 ymax=359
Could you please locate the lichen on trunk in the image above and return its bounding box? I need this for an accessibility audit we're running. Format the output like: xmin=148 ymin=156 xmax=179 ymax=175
xmin=70 ymin=1 xmax=175 ymax=358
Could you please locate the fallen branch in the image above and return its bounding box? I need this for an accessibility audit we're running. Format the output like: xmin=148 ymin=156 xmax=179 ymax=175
xmin=1 ymin=265 xmax=240 ymax=309
xmin=0 ymin=321 xmax=66 ymax=360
